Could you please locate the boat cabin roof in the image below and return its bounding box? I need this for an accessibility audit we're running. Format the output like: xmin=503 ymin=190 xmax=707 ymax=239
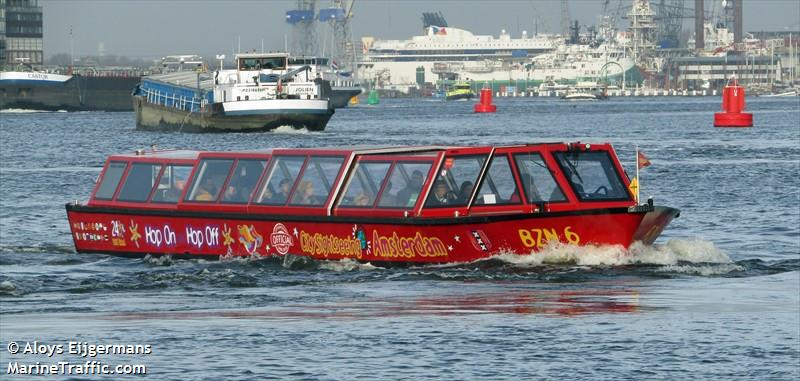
xmin=88 ymin=143 xmax=636 ymax=219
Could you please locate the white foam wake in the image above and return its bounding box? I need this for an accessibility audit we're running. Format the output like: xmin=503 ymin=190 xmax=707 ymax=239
xmin=490 ymin=238 xmax=735 ymax=268
xmin=0 ymin=108 xmax=67 ymax=113
xmin=272 ymin=125 xmax=309 ymax=134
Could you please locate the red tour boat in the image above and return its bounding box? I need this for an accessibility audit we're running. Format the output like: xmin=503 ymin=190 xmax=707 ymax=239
xmin=66 ymin=143 xmax=679 ymax=263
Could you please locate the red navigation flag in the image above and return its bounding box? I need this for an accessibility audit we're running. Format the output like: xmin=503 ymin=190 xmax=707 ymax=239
xmin=637 ymin=151 xmax=652 ymax=169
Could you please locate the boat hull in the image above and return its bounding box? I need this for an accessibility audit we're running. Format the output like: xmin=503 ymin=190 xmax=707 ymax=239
xmin=445 ymin=93 xmax=475 ymax=101
xmin=66 ymin=204 xmax=677 ymax=264
xmin=329 ymin=87 xmax=363 ymax=108
xmin=133 ymin=96 xmax=334 ymax=132
xmin=1 ymin=75 xmax=139 ymax=111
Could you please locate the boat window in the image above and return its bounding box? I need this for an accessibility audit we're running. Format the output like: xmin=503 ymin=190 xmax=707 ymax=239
xmin=377 ymin=162 xmax=432 ymax=208
xmin=221 ymin=159 xmax=268 ymax=204
xmin=514 ymin=153 xmax=567 ymax=203
xmin=425 ymin=155 xmax=487 ymax=208
xmin=94 ymin=161 xmax=127 ymax=200
xmin=240 ymin=57 xmax=285 ymax=71
xmin=289 ymin=156 xmax=345 ymax=206
xmin=554 ymin=151 xmax=630 ymax=201
xmin=474 ymin=155 xmax=521 ymax=205
xmin=116 ymin=163 xmax=163 ymax=202
xmin=151 ymin=165 xmax=193 ymax=203
xmin=339 ymin=161 xmax=392 ymax=208
xmin=254 ymin=156 xmax=305 ymax=205
xmin=185 ymin=159 xmax=235 ymax=202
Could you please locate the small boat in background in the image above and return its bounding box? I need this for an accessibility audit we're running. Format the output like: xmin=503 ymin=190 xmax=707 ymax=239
xmin=66 ymin=142 xmax=679 ymax=264
xmin=445 ymin=82 xmax=475 ymax=101
xmin=561 ymin=91 xmax=599 ymax=100
xmin=132 ymin=53 xmax=334 ymax=133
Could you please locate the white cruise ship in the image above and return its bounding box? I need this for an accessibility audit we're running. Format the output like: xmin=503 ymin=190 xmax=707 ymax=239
xmin=358 ymin=24 xmax=637 ymax=94
xmin=357 ymin=25 xmax=560 ymax=93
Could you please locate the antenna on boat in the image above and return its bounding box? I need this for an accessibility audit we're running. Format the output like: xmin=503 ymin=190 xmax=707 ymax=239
xmin=634 ymin=144 xmax=640 ymax=204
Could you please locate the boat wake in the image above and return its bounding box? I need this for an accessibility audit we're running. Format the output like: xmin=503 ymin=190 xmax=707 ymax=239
xmin=488 ymin=238 xmax=732 ymax=268
xmin=0 ymin=108 xmax=67 ymax=113
xmin=272 ymin=125 xmax=310 ymax=134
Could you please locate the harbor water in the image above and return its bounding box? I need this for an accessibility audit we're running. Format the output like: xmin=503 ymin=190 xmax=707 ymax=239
xmin=1 ymin=97 xmax=798 ymax=380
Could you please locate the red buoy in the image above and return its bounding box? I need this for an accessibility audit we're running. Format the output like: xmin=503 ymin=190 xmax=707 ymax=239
xmin=474 ymin=88 xmax=497 ymax=113
xmin=714 ymin=78 xmax=753 ymax=127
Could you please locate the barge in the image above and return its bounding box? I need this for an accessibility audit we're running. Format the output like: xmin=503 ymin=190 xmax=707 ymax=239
xmin=132 ymin=53 xmax=334 ymax=132
xmin=1 ymin=68 xmax=140 ymax=112
xmin=66 ymin=142 xmax=679 ymax=264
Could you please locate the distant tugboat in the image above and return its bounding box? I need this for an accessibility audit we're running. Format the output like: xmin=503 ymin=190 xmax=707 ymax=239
xmin=132 ymin=53 xmax=334 ymax=132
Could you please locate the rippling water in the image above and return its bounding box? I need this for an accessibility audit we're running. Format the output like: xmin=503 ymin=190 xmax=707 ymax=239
xmin=1 ymin=97 xmax=799 ymax=380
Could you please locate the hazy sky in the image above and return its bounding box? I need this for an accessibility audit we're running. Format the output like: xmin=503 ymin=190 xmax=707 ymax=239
xmin=41 ymin=0 xmax=800 ymax=59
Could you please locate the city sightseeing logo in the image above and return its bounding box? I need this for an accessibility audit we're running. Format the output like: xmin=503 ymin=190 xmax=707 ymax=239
xmin=270 ymin=223 xmax=293 ymax=255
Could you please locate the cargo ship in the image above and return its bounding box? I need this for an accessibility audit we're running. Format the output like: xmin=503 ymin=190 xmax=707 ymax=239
xmin=66 ymin=142 xmax=679 ymax=264
xmin=132 ymin=53 xmax=334 ymax=132
xmin=0 ymin=64 xmax=141 ymax=111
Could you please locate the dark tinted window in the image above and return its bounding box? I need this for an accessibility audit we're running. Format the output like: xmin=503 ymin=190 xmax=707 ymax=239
xmin=151 ymin=165 xmax=193 ymax=203
xmin=514 ymin=153 xmax=567 ymax=202
xmin=554 ymin=151 xmax=630 ymax=201
xmin=94 ymin=162 xmax=127 ymax=200
xmin=289 ymin=156 xmax=345 ymax=206
xmin=222 ymin=159 xmax=268 ymax=203
xmin=185 ymin=159 xmax=234 ymax=202
xmin=254 ymin=156 xmax=306 ymax=205
xmin=117 ymin=163 xmax=162 ymax=202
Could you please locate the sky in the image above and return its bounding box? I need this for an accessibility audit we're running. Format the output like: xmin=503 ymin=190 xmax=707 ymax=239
xmin=41 ymin=0 xmax=800 ymax=59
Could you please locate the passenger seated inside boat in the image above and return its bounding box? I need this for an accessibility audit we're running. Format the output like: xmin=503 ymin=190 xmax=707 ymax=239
xmin=195 ymin=177 xmax=219 ymax=201
xmin=292 ymin=181 xmax=317 ymax=205
xmin=395 ymin=170 xmax=425 ymax=207
xmin=457 ymin=181 xmax=474 ymax=203
xmin=427 ymin=181 xmax=455 ymax=206
xmin=271 ymin=178 xmax=293 ymax=203
xmin=354 ymin=193 xmax=371 ymax=206
xmin=222 ymin=160 xmax=267 ymax=203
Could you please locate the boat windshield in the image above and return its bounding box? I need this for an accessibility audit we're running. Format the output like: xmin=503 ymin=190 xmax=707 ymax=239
xmin=554 ymin=151 xmax=630 ymax=201
xmin=94 ymin=162 xmax=127 ymax=200
xmin=117 ymin=163 xmax=162 ymax=202
xmin=239 ymin=57 xmax=286 ymax=71
xmin=425 ymin=155 xmax=487 ymax=208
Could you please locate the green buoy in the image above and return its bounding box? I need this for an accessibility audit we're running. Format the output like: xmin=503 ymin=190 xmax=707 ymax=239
xmin=367 ymin=89 xmax=379 ymax=105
